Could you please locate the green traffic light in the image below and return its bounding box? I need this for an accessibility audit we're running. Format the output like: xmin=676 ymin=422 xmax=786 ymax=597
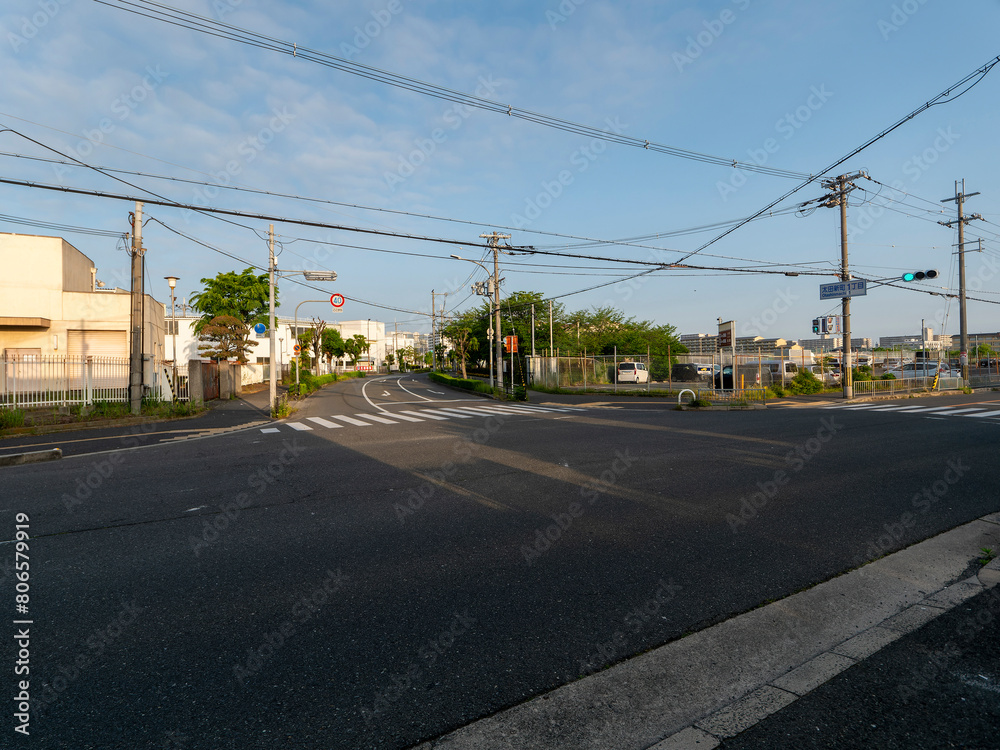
xmin=902 ymin=272 xmax=915 ymax=282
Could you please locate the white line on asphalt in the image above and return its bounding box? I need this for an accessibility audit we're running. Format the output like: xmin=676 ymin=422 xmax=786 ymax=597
xmin=260 ymin=427 xmax=281 ymax=433
xmin=383 ymin=412 xmax=424 ymax=422
xmin=396 ymin=377 xmax=434 ymax=402
xmin=932 ymin=408 xmax=990 ymax=416
xmin=286 ymin=422 xmax=313 ymax=431
xmin=404 ymin=410 xmax=449 ymax=420
xmin=306 ymin=417 xmax=343 ymax=429
xmin=429 ymin=409 xmax=475 ymax=418
xmin=355 ymin=413 xmax=400 ymax=425
xmin=963 ymin=410 xmax=1000 ymax=418
xmin=329 ymin=415 xmax=372 ymax=427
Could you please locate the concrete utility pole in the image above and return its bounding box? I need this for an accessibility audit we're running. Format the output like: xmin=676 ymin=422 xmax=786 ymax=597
xmin=431 ymin=290 xmax=437 ymax=370
xmin=268 ymin=224 xmax=277 ymax=415
xmin=940 ymin=180 xmax=982 ymax=380
xmin=821 ymin=172 xmax=865 ymax=400
xmin=481 ymin=232 xmax=511 ymax=390
xmin=129 ymin=202 xmax=144 ymax=415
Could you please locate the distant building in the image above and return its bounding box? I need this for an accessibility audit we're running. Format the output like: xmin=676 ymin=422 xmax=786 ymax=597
xmin=879 ymin=328 xmax=950 ymax=350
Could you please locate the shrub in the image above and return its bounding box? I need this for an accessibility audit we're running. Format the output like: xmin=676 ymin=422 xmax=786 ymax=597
xmin=0 ymin=408 xmax=26 ymax=429
xmin=787 ymin=370 xmax=823 ymax=395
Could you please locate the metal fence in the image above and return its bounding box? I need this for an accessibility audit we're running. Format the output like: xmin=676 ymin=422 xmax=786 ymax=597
xmin=0 ymin=355 xmax=183 ymax=409
xmin=851 ymin=376 xmax=965 ymax=397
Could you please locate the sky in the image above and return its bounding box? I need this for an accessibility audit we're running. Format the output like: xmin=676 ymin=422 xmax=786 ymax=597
xmin=2 ymin=0 xmax=1000 ymax=345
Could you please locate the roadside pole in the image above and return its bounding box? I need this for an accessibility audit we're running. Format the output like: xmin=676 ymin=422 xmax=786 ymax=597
xmin=268 ymin=224 xmax=276 ymax=416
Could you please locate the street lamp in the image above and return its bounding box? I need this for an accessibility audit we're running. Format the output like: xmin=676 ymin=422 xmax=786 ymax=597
xmin=450 ymin=255 xmax=494 ymax=388
xmin=164 ymin=275 xmax=179 ymax=398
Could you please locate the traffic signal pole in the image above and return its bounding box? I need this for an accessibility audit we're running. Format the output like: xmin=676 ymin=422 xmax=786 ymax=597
xmin=940 ymin=181 xmax=982 ymax=381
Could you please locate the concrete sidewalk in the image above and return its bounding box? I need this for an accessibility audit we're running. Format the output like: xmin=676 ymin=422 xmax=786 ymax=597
xmin=414 ymin=513 xmax=1000 ymax=749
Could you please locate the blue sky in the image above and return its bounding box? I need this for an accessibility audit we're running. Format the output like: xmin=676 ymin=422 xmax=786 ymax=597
xmin=2 ymin=0 xmax=999 ymax=345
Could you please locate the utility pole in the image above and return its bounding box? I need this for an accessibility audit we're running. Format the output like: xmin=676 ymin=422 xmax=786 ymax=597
xmin=821 ymin=172 xmax=865 ymax=400
xmin=431 ymin=290 xmax=437 ymax=370
xmin=549 ymin=299 xmax=553 ymax=356
xmin=268 ymin=224 xmax=277 ymax=415
xmin=481 ymin=232 xmax=510 ymax=390
xmin=940 ymin=180 xmax=982 ymax=380
xmin=128 ymin=202 xmax=144 ymax=415
xmin=531 ymin=304 xmax=536 ymax=358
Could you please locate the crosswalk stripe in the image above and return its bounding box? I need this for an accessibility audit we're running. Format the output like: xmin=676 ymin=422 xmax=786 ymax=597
xmin=962 ymin=410 xmax=1000 ymax=418
xmin=383 ymin=412 xmax=424 ymax=422
xmin=428 ymin=409 xmax=475 ymax=418
xmin=287 ymin=422 xmax=313 ymax=431
xmin=402 ymin=410 xmax=449 ymax=420
xmin=355 ymin=413 xmax=400 ymax=424
xmin=329 ymin=415 xmax=372 ymax=427
xmin=306 ymin=417 xmax=342 ymax=429
xmin=443 ymin=406 xmax=507 ymax=416
xmin=260 ymin=427 xmax=280 ymax=433
xmin=932 ymin=407 xmax=989 ymax=416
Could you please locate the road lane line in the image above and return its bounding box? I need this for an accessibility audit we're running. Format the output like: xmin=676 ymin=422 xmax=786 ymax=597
xmin=329 ymin=415 xmax=372 ymax=427
xmin=403 ymin=410 xmax=449 ymax=420
xmin=383 ymin=412 xmax=423 ymax=422
xmin=306 ymin=417 xmax=342 ymax=429
xmin=427 ymin=409 xmax=475 ymax=419
xmin=260 ymin=427 xmax=280 ymax=433
xmin=286 ymin=422 xmax=313 ymax=431
xmin=355 ymin=413 xmax=401 ymax=425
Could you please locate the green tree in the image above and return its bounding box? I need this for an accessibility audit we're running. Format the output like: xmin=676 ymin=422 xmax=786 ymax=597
xmin=321 ymin=328 xmax=345 ymax=368
xmin=342 ymin=334 xmax=369 ymax=365
xmin=443 ymin=310 xmax=480 ymax=378
xmin=197 ymin=315 xmax=254 ymax=361
xmin=297 ymin=329 xmax=314 ymax=370
xmin=190 ymin=268 xmax=275 ymax=363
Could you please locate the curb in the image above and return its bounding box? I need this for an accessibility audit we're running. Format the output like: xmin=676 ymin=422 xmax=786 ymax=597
xmin=0 ymin=447 xmax=62 ymax=467
xmin=414 ymin=512 xmax=1000 ymax=750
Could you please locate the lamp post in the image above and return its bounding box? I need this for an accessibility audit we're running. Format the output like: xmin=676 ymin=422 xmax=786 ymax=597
xmin=450 ymin=255 xmax=494 ymax=388
xmin=164 ymin=275 xmax=179 ymax=398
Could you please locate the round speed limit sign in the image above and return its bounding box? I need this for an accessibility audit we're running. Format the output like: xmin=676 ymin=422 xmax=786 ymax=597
xmin=330 ymin=293 xmax=345 ymax=308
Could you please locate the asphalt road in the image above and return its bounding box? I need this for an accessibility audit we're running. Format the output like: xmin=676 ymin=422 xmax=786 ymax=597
xmin=2 ymin=377 xmax=999 ymax=748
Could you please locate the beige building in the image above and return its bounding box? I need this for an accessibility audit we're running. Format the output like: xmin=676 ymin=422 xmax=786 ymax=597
xmin=0 ymin=233 xmax=164 ymax=360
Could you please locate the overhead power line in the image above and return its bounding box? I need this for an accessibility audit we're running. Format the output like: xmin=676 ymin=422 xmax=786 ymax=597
xmin=93 ymin=0 xmax=813 ymax=181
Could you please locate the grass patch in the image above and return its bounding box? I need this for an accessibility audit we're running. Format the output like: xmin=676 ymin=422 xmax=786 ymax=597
xmin=428 ymin=371 xmax=498 ymax=397
xmin=0 ymin=408 xmax=26 ymax=429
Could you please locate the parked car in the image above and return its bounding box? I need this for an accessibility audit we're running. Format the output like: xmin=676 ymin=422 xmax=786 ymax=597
xmin=696 ymin=364 xmax=720 ymax=379
xmin=615 ymin=361 xmax=650 ymax=383
xmin=884 ymin=362 xmax=956 ymax=380
xmin=809 ymin=365 xmax=840 ymax=385
xmin=713 ymin=365 xmax=734 ymax=389
xmin=978 ymin=358 xmax=999 ymax=368
xmin=670 ymin=363 xmax=701 ymax=382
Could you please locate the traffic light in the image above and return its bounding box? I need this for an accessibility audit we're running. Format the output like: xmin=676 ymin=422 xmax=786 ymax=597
xmin=812 ymin=318 xmax=820 ymax=333
xmin=901 ymin=269 xmax=939 ymax=282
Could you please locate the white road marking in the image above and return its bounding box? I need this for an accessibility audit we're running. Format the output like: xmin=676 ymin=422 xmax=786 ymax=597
xmin=404 ymin=410 xmax=449 ymax=420
xmin=260 ymin=427 xmax=281 ymax=433
xmin=384 ymin=412 xmax=424 ymax=422
xmin=307 ymin=417 xmax=342 ymax=428
xmin=329 ymin=415 xmax=372 ymax=427
xmin=428 ymin=408 xmax=475 ymax=418
xmin=429 ymin=390 xmax=445 ymax=395
xmin=963 ymin=410 xmax=1000 ymax=418
xmin=355 ymin=413 xmax=400 ymax=424
xmin=287 ymin=422 xmax=313 ymax=431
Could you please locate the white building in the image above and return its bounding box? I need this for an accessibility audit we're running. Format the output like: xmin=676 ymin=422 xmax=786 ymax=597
xmin=0 ymin=232 xmax=164 ymax=360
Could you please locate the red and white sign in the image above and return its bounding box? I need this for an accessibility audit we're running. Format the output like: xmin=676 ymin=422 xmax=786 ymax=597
xmin=505 ymin=335 xmax=518 ymax=353
xmin=355 ymin=362 xmax=373 ymax=371
xmin=330 ymin=293 xmax=345 ymax=308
